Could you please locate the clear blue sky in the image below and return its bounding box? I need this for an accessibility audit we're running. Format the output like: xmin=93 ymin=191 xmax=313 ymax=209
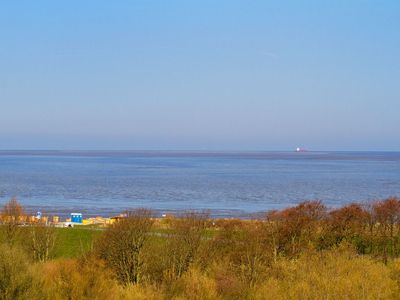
xmin=1 ymin=1 xmax=399 ymax=150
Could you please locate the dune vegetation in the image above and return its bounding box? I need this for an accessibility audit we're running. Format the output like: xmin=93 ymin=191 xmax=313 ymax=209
xmin=1 ymin=197 xmax=400 ymax=299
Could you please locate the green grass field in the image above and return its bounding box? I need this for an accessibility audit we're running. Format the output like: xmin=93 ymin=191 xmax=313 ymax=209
xmin=0 ymin=222 xmax=216 ymax=260
xmin=53 ymin=227 xmax=102 ymax=258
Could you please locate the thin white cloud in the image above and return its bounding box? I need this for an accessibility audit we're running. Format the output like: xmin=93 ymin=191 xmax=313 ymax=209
xmin=260 ymin=51 xmax=279 ymax=58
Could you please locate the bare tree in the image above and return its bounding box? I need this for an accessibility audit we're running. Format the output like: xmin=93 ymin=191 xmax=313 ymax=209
xmin=372 ymin=197 xmax=400 ymax=262
xmin=1 ymin=197 xmax=24 ymax=244
xmin=212 ymin=219 xmax=272 ymax=287
xmin=267 ymin=200 xmax=327 ymax=256
xmin=28 ymin=223 xmax=56 ymax=262
xmin=96 ymin=208 xmax=154 ymax=285
xmin=166 ymin=211 xmax=209 ymax=278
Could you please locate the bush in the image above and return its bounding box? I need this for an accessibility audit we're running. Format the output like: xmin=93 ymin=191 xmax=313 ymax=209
xmin=0 ymin=245 xmax=42 ymax=300
xmin=253 ymin=246 xmax=398 ymax=299
xmin=41 ymin=255 xmax=117 ymax=300
xmin=169 ymin=267 xmax=220 ymax=300
xmin=118 ymin=284 xmax=160 ymax=300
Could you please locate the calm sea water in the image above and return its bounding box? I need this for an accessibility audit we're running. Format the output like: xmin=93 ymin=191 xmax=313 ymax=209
xmin=0 ymin=151 xmax=399 ymax=217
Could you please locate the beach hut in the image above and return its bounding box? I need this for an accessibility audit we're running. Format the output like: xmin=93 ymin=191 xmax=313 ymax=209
xmin=71 ymin=213 xmax=82 ymax=223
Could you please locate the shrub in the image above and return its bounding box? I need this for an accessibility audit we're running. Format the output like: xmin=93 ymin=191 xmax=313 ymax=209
xmin=0 ymin=244 xmax=42 ymax=300
xmin=169 ymin=267 xmax=220 ymax=300
xmin=253 ymin=246 xmax=397 ymax=299
xmin=41 ymin=255 xmax=117 ymax=300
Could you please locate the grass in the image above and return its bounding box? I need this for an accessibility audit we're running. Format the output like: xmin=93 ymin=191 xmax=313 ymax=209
xmin=0 ymin=221 xmax=217 ymax=260
xmin=0 ymin=226 xmax=100 ymax=259
xmin=53 ymin=227 xmax=102 ymax=258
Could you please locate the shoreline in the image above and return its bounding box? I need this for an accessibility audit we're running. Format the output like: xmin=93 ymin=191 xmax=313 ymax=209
xmin=16 ymin=196 xmax=400 ymax=221
xmin=21 ymin=206 xmax=264 ymax=219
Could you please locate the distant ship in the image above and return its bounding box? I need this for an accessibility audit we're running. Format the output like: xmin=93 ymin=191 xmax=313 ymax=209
xmin=295 ymin=147 xmax=307 ymax=152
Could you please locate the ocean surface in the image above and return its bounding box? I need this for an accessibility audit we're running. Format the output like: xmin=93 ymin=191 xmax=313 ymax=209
xmin=0 ymin=151 xmax=399 ymax=217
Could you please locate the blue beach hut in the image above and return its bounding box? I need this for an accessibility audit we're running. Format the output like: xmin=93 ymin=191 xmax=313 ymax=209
xmin=71 ymin=213 xmax=82 ymax=223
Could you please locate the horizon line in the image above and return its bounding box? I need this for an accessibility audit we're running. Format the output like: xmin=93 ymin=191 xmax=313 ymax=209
xmin=0 ymin=149 xmax=399 ymax=153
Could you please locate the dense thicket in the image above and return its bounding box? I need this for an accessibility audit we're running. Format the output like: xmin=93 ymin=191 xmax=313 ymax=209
xmin=2 ymin=197 xmax=400 ymax=299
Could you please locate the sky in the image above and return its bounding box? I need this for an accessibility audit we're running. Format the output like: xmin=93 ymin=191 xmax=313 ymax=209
xmin=1 ymin=0 xmax=399 ymax=151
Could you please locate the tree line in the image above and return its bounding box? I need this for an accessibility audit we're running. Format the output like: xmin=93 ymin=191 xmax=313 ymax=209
xmin=1 ymin=197 xmax=400 ymax=299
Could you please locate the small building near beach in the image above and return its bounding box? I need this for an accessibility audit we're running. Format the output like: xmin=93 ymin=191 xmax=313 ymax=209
xmin=71 ymin=213 xmax=82 ymax=223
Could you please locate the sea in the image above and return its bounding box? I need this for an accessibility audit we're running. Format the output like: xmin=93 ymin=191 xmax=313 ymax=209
xmin=0 ymin=151 xmax=399 ymax=218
